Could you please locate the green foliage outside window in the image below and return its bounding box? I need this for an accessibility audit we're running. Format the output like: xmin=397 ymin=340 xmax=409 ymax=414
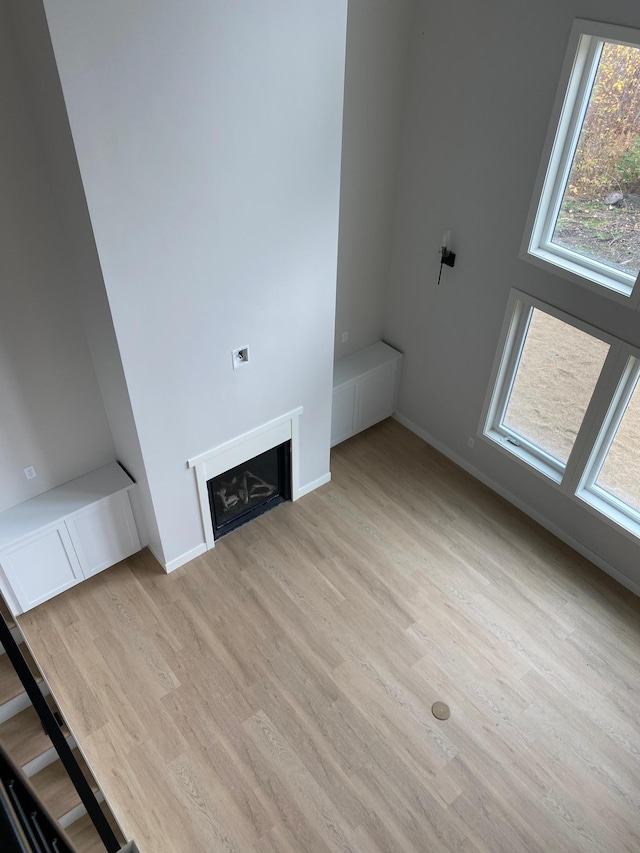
xmin=568 ymin=43 xmax=640 ymax=197
xmin=614 ymin=136 xmax=640 ymax=193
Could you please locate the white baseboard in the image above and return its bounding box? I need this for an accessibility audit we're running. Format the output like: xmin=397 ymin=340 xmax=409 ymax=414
xmin=149 ymin=473 xmax=331 ymax=572
xmin=294 ymin=472 xmax=331 ymax=500
xmin=149 ymin=542 xmax=208 ymax=574
xmin=393 ymin=412 xmax=640 ymax=599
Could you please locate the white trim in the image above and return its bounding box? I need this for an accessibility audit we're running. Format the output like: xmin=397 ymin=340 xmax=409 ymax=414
xmin=164 ymin=543 xmax=207 ymax=573
xmin=23 ymin=746 xmax=59 ymax=778
xmin=393 ymin=412 xmax=640 ymax=599
xmin=296 ymin=473 xmax=331 ymax=499
xmin=291 ymin=413 xmax=302 ymax=501
xmin=160 ymin=469 xmax=330 ymax=571
xmin=0 ymin=692 xmax=32 ymax=724
xmin=576 ymin=484 xmax=640 ymax=545
xmin=150 ymin=542 xmax=207 ymax=574
xmin=188 ymin=408 xmax=303 ymax=551
xmin=187 ymin=408 xmax=303 ymax=469
xmin=477 ymin=289 xmax=525 ymax=439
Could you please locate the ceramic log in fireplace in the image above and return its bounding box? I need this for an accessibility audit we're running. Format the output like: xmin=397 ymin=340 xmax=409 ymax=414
xmin=206 ymin=441 xmax=291 ymax=539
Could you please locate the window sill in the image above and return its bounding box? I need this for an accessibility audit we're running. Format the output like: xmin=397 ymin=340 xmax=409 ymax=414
xmin=575 ymin=483 xmax=640 ymax=543
xmin=523 ymin=245 xmax=638 ymax=306
xmin=482 ymin=429 xmax=564 ymax=486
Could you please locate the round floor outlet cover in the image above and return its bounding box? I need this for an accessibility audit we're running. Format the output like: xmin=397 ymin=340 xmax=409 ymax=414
xmin=431 ymin=701 xmax=451 ymax=720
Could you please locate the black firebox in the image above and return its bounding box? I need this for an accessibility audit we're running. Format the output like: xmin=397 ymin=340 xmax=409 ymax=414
xmin=207 ymin=441 xmax=291 ymax=539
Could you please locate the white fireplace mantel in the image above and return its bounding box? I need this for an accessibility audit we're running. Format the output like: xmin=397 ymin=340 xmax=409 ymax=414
xmin=187 ymin=407 xmax=302 ymax=549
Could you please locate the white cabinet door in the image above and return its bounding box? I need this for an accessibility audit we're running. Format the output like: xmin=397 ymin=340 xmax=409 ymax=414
xmin=332 ymin=343 xmax=402 ymax=448
xmin=331 ymin=382 xmax=358 ymax=446
xmin=357 ymin=361 xmax=398 ymax=433
xmin=66 ymin=492 xmax=141 ymax=579
xmin=0 ymin=525 xmax=82 ymax=611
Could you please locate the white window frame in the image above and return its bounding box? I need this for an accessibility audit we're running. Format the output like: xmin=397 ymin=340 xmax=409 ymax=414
xmin=521 ymin=18 xmax=640 ymax=307
xmin=575 ymin=353 xmax=640 ymax=542
xmin=479 ymin=290 xmax=623 ymax=489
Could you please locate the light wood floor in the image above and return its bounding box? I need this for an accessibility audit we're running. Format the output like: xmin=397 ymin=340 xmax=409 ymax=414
xmin=19 ymin=419 xmax=640 ymax=852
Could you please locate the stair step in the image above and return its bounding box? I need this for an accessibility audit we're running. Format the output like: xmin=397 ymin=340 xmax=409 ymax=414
xmin=64 ymin=813 xmax=105 ymax=853
xmin=30 ymin=750 xmax=98 ymax=822
xmin=0 ymin=704 xmax=51 ymax=768
xmin=0 ymin=646 xmax=42 ymax=706
xmin=65 ymin=809 xmax=125 ymax=853
xmin=0 ymin=699 xmax=68 ymax=768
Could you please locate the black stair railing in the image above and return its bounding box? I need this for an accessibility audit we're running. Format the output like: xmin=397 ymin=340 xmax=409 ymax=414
xmin=0 ymin=612 xmax=120 ymax=852
xmin=1 ymin=743 xmax=75 ymax=852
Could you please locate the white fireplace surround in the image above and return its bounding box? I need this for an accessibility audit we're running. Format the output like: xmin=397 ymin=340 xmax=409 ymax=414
xmin=187 ymin=407 xmax=303 ymax=550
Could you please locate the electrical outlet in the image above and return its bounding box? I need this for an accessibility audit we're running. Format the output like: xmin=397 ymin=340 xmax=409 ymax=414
xmin=24 ymin=465 xmax=37 ymax=480
xmin=232 ymin=346 xmax=250 ymax=369
xmin=341 ymin=331 xmax=349 ymax=344
xmin=467 ymin=437 xmax=475 ymax=449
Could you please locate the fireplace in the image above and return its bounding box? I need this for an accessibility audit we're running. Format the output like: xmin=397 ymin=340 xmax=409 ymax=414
xmin=188 ymin=408 xmax=302 ymax=551
xmin=206 ymin=441 xmax=291 ymax=539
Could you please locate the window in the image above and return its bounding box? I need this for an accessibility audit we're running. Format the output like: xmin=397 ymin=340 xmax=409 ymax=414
xmin=523 ymin=19 xmax=640 ymax=304
xmin=482 ymin=292 xmax=612 ymax=482
xmin=482 ymin=290 xmax=640 ymax=543
xmin=486 ymin=16 xmax=640 ymax=544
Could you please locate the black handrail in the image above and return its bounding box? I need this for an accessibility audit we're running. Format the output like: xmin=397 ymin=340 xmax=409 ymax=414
xmin=0 ymin=612 xmax=120 ymax=852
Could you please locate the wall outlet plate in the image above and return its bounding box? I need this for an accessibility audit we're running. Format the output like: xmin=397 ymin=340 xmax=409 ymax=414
xmin=232 ymin=346 xmax=250 ymax=369
xmin=24 ymin=465 xmax=37 ymax=480
xmin=341 ymin=331 xmax=349 ymax=343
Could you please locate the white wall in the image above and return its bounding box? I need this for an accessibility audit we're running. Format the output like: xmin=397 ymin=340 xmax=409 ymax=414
xmin=385 ymin=0 xmax=640 ymax=589
xmin=0 ymin=1 xmax=116 ymax=514
xmin=335 ymin=0 xmax=414 ymax=360
xmin=41 ymin=0 xmax=348 ymax=566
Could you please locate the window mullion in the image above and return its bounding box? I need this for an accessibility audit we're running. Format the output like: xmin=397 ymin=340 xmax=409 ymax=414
xmin=560 ymin=344 xmax=629 ymax=495
xmin=577 ymin=356 xmax=640 ymax=494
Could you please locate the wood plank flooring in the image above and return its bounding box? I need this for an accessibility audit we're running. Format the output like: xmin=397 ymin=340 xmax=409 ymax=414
xmin=18 ymin=419 xmax=640 ymax=852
